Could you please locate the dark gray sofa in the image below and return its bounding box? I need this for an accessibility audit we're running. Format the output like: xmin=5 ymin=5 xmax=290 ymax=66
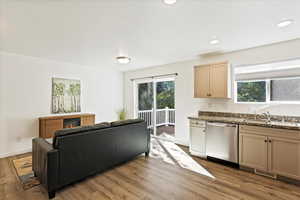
xmin=32 ymin=119 xmax=150 ymax=199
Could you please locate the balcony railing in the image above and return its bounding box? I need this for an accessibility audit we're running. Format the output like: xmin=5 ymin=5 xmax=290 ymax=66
xmin=138 ymin=107 xmax=175 ymax=128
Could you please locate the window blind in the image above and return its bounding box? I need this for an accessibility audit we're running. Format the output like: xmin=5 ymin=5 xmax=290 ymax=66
xmin=235 ymin=58 xmax=300 ymax=81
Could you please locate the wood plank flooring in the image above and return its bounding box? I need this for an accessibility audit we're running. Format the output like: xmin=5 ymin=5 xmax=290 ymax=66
xmin=1 ymin=149 xmax=300 ymax=200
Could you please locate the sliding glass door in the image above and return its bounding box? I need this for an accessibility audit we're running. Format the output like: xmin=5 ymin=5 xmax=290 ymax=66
xmin=136 ymin=81 xmax=154 ymax=135
xmin=135 ymin=77 xmax=175 ymax=140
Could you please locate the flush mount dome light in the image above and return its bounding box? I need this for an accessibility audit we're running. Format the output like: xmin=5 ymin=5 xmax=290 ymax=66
xmin=116 ymin=56 xmax=131 ymax=64
xmin=163 ymin=0 xmax=177 ymax=5
xmin=210 ymin=39 xmax=220 ymax=45
xmin=277 ymin=19 xmax=294 ymax=28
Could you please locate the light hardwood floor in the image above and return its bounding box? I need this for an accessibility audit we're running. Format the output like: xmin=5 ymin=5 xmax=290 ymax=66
xmin=1 ymin=149 xmax=300 ymax=200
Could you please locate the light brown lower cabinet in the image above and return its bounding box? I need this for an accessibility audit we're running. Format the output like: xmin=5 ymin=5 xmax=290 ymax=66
xmin=239 ymin=134 xmax=268 ymax=171
xmin=239 ymin=125 xmax=300 ymax=180
xmin=268 ymin=137 xmax=300 ymax=180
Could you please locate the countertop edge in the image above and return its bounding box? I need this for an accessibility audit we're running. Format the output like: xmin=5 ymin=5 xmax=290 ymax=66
xmin=188 ymin=116 xmax=300 ymax=131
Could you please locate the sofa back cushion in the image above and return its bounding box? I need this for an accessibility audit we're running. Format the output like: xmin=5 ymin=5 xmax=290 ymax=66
xmin=53 ymin=122 xmax=110 ymax=148
xmin=111 ymin=119 xmax=144 ymax=127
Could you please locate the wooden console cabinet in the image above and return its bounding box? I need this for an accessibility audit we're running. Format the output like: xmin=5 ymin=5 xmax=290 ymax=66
xmin=39 ymin=114 xmax=95 ymax=138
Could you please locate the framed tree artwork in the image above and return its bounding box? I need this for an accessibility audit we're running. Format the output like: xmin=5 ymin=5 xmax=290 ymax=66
xmin=52 ymin=78 xmax=81 ymax=113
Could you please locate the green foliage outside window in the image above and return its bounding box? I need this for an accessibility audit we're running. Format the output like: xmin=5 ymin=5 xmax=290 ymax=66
xmin=237 ymin=81 xmax=266 ymax=102
xmin=156 ymin=81 xmax=174 ymax=109
xmin=138 ymin=81 xmax=175 ymax=110
xmin=138 ymin=83 xmax=153 ymax=110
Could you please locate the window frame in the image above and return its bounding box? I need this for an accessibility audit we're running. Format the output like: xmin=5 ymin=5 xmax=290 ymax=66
xmin=235 ymin=77 xmax=300 ymax=104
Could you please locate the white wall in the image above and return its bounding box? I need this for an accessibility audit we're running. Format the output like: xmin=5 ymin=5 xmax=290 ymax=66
xmin=124 ymin=39 xmax=300 ymax=146
xmin=0 ymin=52 xmax=123 ymax=158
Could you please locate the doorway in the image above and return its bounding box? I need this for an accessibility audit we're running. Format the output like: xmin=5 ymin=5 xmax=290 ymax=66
xmin=134 ymin=77 xmax=175 ymax=140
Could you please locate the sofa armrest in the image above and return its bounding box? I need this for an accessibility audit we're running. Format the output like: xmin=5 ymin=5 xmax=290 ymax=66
xmin=32 ymin=138 xmax=58 ymax=193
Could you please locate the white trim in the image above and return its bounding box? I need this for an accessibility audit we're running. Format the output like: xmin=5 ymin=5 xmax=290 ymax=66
xmin=174 ymin=139 xmax=189 ymax=147
xmin=0 ymin=147 xmax=32 ymax=159
xmin=133 ymin=80 xmax=138 ymax=118
xmin=266 ymin=79 xmax=271 ymax=104
xmin=269 ymin=101 xmax=300 ymax=105
xmin=189 ymin=150 xmax=207 ymax=158
xmin=153 ymin=80 xmax=157 ymax=135
xmin=234 ymin=57 xmax=300 ymax=76
xmin=233 ymin=57 xmax=300 ymax=69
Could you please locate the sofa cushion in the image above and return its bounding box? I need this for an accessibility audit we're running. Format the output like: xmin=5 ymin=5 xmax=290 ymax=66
xmin=55 ymin=122 xmax=110 ymax=137
xmin=53 ymin=122 xmax=111 ymax=148
xmin=111 ymin=119 xmax=144 ymax=127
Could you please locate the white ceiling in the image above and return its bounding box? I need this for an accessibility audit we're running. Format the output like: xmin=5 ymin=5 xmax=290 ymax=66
xmin=1 ymin=0 xmax=300 ymax=71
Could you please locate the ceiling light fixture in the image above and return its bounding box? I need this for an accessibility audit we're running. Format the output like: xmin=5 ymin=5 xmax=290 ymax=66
xmin=277 ymin=19 xmax=294 ymax=28
xmin=210 ymin=39 xmax=220 ymax=45
xmin=116 ymin=56 xmax=131 ymax=64
xmin=163 ymin=0 xmax=177 ymax=5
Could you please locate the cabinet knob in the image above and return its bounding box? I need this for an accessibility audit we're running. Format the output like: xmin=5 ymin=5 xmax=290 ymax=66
xmin=264 ymin=140 xmax=267 ymax=143
xmin=269 ymin=140 xmax=272 ymax=143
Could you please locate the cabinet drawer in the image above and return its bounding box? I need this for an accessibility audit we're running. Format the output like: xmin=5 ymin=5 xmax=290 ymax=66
xmin=190 ymin=120 xmax=206 ymax=127
xmin=240 ymin=125 xmax=300 ymax=140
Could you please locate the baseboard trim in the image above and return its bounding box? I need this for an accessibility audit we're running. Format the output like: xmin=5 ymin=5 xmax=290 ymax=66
xmin=0 ymin=147 xmax=32 ymax=159
xmin=190 ymin=150 xmax=207 ymax=158
xmin=174 ymin=139 xmax=189 ymax=147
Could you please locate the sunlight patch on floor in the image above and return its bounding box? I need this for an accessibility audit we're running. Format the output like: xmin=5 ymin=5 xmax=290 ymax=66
xmin=159 ymin=139 xmax=215 ymax=179
xmin=150 ymin=137 xmax=215 ymax=179
xmin=150 ymin=138 xmax=175 ymax=165
xmin=159 ymin=132 xmax=175 ymax=140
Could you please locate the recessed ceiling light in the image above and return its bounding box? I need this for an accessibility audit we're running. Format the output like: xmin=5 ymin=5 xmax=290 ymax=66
xmin=210 ymin=39 xmax=220 ymax=45
xmin=277 ymin=19 xmax=294 ymax=28
xmin=163 ymin=0 xmax=177 ymax=5
xmin=116 ymin=56 xmax=131 ymax=64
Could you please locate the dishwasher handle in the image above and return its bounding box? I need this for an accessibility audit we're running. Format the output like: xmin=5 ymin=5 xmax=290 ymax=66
xmin=207 ymin=122 xmax=237 ymax=128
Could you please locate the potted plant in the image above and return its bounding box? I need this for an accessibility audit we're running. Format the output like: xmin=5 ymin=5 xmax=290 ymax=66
xmin=117 ymin=109 xmax=127 ymax=120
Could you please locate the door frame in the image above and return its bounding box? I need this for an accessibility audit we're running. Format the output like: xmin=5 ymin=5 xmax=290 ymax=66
xmin=133 ymin=76 xmax=175 ymax=139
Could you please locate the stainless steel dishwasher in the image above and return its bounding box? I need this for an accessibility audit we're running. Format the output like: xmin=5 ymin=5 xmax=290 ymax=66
xmin=205 ymin=122 xmax=239 ymax=164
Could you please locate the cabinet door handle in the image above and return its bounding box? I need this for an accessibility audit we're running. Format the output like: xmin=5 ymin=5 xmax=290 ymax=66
xmin=264 ymin=140 xmax=267 ymax=143
xmin=269 ymin=140 xmax=272 ymax=143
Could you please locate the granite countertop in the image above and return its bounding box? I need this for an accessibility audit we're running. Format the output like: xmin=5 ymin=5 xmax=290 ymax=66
xmin=188 ymin=113 xmax=300 ymax=131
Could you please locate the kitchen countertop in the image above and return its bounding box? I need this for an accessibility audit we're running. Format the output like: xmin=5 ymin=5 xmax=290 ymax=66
xmin=188 ymin=115 xmax=300 ymax=131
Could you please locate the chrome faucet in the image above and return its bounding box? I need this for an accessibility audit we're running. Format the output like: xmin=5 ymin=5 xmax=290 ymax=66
xmin=262 ymin=111 xmax=271 ymax=123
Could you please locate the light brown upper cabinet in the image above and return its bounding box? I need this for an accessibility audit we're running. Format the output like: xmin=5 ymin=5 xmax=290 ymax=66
xmin=194 ymin=61 xmax=231 ymax=98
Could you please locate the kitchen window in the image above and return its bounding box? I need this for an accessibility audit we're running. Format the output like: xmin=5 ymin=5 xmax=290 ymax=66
xmin=270 ymin=78 xmax=300 ymax=101
xmin=236 ymin=80 xmax=267 ymax=103
xmin=234 ymin=58 xmax=300 ymax=104
xmin=235 ymin=78 xmax=300 ymax=103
